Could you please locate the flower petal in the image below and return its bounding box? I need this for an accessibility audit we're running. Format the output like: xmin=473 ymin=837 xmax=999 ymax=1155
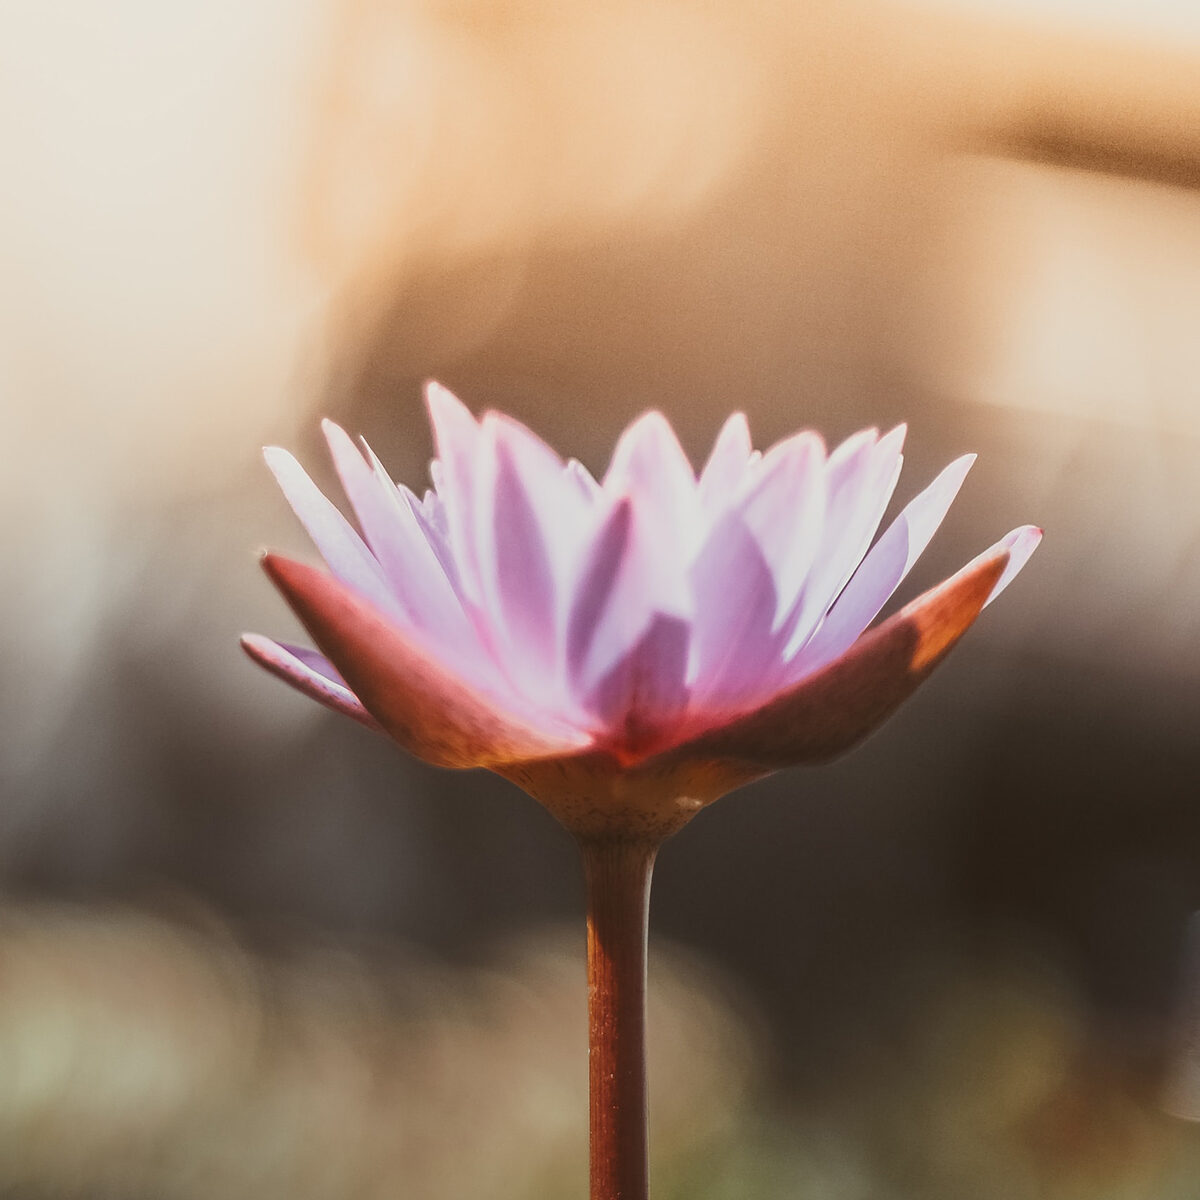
xmin=658 ymin=542 xmax=1010 ymax=769
xmin=566 ymin=458 xmax=602 ymax=501
xmin=687 ymin=510 xmax=779 ymax=707
xmin=565 ymin=498 xmax=635 ymax=693
xmin=240 ymin=634 xmax=381 ymax=731
xmin=262 ymin=446 xmax=400 ymax=620
xmin=585 ymin=613 xmax=691 ymax=760
xmin=425 ymin=381 xmax=483 ymax=601
xmin=985 ymin=524 xmax=1043 ymax=604
xmin=321 ymin=420 xmax=475 ymax=648
xmin=260 ymin=554 xmax=590 ymax=768
xmin=787 ymin=453 xmax=977 ymax=681
xmin=473 ymin=413 xmax=594 ymax=695
xmin=737 ymin=429 xmax=826 ymax=619
xmin=603 ymin=410 xmax=699 ymax=550
xmin=784 ymin=425 xmax=906 ymax=654
xmin=698 ymin=412 xmax=753 ymax=509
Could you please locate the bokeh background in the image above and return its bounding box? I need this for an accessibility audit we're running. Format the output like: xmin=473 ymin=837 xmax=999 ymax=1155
xmin=6 ymin=0 xmax=1200 ymax=1195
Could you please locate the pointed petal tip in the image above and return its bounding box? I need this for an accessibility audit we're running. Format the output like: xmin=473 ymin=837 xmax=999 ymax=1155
xmin=946 ymin=452 xmax=977 ymax=482
xmin=983 ymin=523 xmax=1042 ymax=605
xmin=259 ymin=552 xmax=324 ymax=600
xmin=258 ymin=553 xmax=590 ymax=768
xmin=665 ymin=546 xmax=1008 ymax=772
xmin=260 ymin=551 xmax=314 ymax=594
xmin=239 ymin=631 xmax=383 ymax=732
xmin=424 ymin=379 xmax=470 ymax=416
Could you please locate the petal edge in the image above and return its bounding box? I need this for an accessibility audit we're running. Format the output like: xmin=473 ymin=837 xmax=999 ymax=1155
xmin=259 ymin=554 xmax=590 ymax=768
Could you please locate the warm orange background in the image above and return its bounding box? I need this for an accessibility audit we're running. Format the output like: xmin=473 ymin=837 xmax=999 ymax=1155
xmin=5 ymin=1 xmax=1200 ymax=1195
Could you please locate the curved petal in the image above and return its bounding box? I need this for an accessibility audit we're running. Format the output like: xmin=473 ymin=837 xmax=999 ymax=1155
xmin=737 ymin=429 xmax=826 ymax=618
xmin=425 ymin=381 xmax=484 ymax=602
xmin=321 ymin=421 xmax=475 ymax=648
xmin=565 ymin=498 xmax=635 ymax=696
xmin=698 ymin=412 xmax=753 ymax=509
xmin=985 ymin=524 xmax=1043 ymax=604
xmin=585 ymin=613 xmax=691 ymax=761
xmin=783 ymin=425 xmax=905 ymax=653
xmin=262 ymin=447 xmax=400 ymax=620
xmin=473 ymin=412 xmax=589 ymax=692
xmin=603 ymin=410 xmax=700 ymax=551
xmin=786 ymin=453 xmax=976 ymax=681
xmin=260 ymin=554 xmax=590 ymax=768
xmin=240 ymin=634 xmax=381 ymax=731
xmin=656 ymin=542 xmax=1011 ymax=770
xmin=687 ymin=510 xmax=779 ymax=707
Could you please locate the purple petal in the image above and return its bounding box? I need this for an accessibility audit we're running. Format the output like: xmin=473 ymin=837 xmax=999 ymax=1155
xmin=262 ymin=446 xmax=400 ymax=620
xmin=584 ymin=613 xmax=691 ymax=755
xmin=322 ymin=420 xmax=476 ymax=650
xmin=781 ymin=424 xmax=907 ymax=655
xmin=240 ymin=634 xmax=381 ymax=730
xmin=474 ymin=413 xmax=561 ymax=682
xmin=738 ymin=430 xmax=826 ymax=617
xmin=259 ymin=554 xmax=590 ymax=768
xmin=698 ymin=412 xmax=753 ymax=509
xmin=687 ymin=511 xmax=780 ymax=708
xmin=984 ymin=524 xmax=1043 ymax=604
xmin=566 ymin=458 xmax=601 ymax=501
xmin=425 ymin=381 xmax=483 ymax=601
xmin=787 ymin=454 xmax=976 ymax=681
xmin=656 ymin=543 xmax=1011 ymax=770
xmin=603 ymin=411 xmax=698 ymax=544
xmin=565 ymin=499 xmax=635 ymax=687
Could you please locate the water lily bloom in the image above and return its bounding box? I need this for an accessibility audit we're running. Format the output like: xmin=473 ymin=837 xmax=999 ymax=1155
xmin=244 ymin=383 xmax=1039 ymax=839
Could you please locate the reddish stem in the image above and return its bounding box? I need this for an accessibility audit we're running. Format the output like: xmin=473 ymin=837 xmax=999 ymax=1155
xmin=580 ymin=836 xmax=659 ymax=1200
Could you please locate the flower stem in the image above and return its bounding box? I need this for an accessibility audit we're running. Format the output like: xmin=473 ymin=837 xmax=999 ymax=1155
xmin=579 ymin=835 xmax=659 ymax=1200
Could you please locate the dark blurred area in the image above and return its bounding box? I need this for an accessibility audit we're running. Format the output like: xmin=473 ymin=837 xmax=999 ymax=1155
xmin=6 ymin=0 xmax=1200 ymax=1195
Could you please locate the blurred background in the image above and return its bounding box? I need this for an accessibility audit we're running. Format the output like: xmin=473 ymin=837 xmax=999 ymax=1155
xmin=6 ymin=0 xmax=1200 ymax=1195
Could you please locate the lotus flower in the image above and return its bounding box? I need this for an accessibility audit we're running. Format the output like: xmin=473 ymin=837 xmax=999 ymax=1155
xmin=244 ymin=383 xmax=1039 ymax=838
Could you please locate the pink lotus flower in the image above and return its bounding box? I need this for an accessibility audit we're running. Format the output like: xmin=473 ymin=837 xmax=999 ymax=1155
xmin=244 ymin=383 xmax=1039 ymax=838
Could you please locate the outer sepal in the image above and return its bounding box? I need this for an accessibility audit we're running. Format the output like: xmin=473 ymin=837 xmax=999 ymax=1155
xmin=666 ymin=545 xmax=1009 ymax=769
xmin=259 ymin=553 xmax=590 ymax=768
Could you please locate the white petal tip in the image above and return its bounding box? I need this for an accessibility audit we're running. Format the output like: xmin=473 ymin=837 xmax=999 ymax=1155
xmin=949 ymin=453 xmax=977 ymax=481
xmin=985 ymin=524 xmax=1043 ymax=605
xmin=424 ymin=379 xmax=468 ymax=412
xmin=262 ymin=445 xmax=299 ymax=477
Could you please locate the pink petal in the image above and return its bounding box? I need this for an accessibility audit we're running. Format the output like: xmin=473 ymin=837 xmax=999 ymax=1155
xmin=687 ymin=510 xmax=780 ymax=708
xmin=738 ymin=430 xmax=826 ymax=618
xmin=565 ymin=498 xmax=635 ymax=691
xmin=262 ymin=446 xmax=400 ymax=621
xmin=568 ymin=414 xmax=697 ymax=700
xmin=566 ymin=458 xmax=601 ymax=501
xmin=240 ymin=634 xmax=381 ymax=731
xmin=425 ymin=381 xmax=483 ymax=601
xmin=473 ymin=413 xmax=563 ymax=684
xmin=260 ymin=554 xmax=590 ymax=768
xmin=698 ymin=412 xmax=753 ymax=509
xmin=603 ymin=410 xmax=698 ymax=546
xmin=322 ymin=421 xmax=475 ymax=648
xmin=658 ymin=542 xmax=1011 ymax=769
xmin=585 ymin=613 xmax=691 ymax=758
xmin=784 ymin=425 xmax=906 ymax=654
xmin=985 ymin=524 xmax=1043 ymax=604
xmin=788 ymin=454 xmax=976 ymax=681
